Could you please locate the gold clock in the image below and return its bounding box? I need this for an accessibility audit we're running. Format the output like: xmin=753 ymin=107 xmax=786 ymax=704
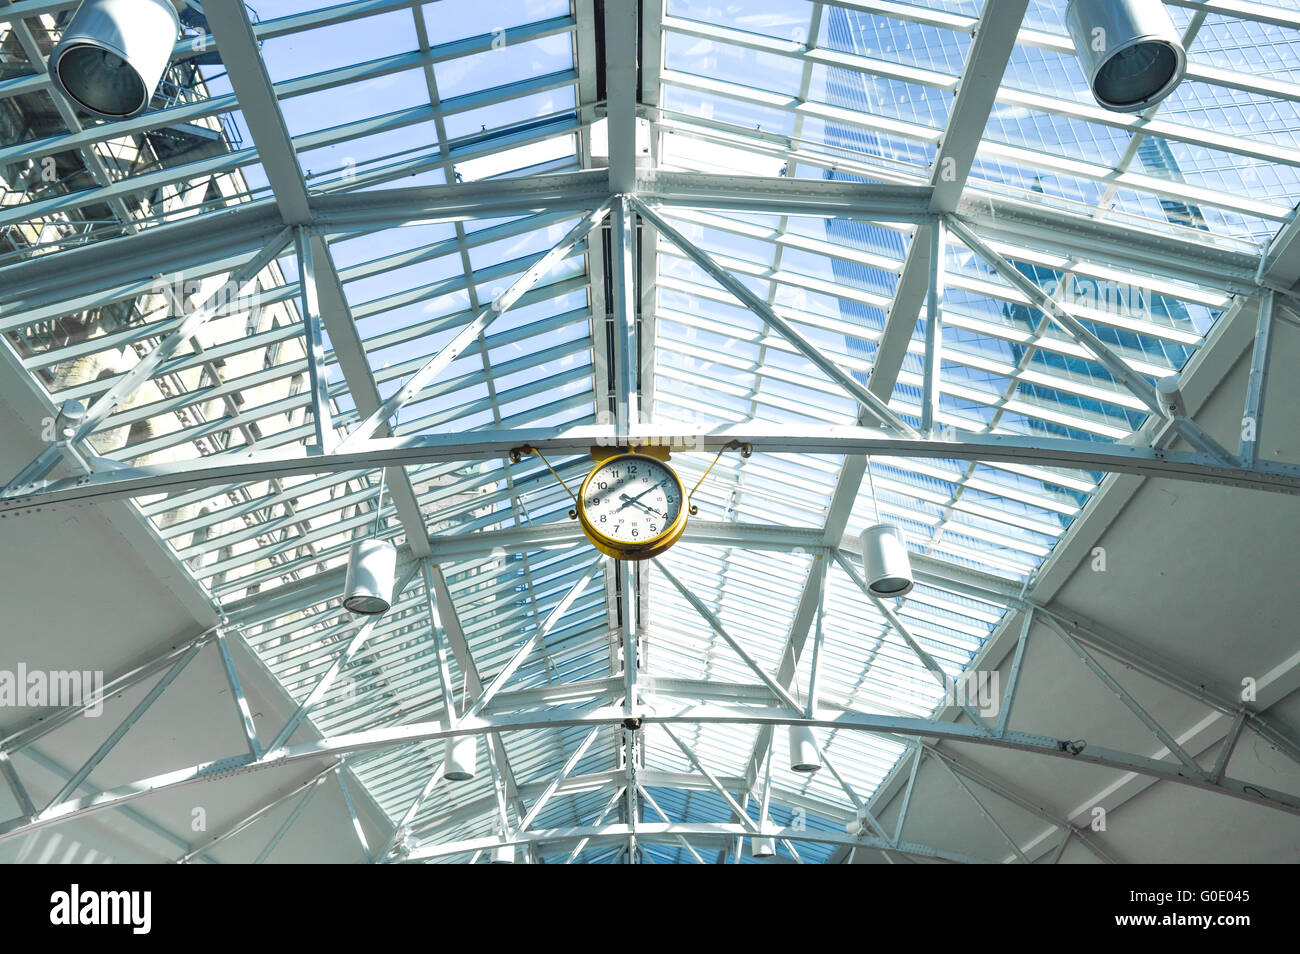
xmin=576 ymin=452 xmax=687 ymax=560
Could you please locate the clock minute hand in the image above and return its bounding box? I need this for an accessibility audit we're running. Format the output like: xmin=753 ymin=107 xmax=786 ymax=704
xmin=623 ymin=478 xmax=670 ymax=507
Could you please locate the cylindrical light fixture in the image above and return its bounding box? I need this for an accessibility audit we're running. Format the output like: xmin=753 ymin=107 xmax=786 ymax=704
xmin=49 ymin=0 xmax=181 ymax=120
xmin=491 ymin=842 xmax=515 ymax=864
xmin=862 ymin=524 xmax=914 ymax=598
xmin=443 ymin=735 xmax=477 ymax=782
xmin=1065 ymin=0 xmax=1186 ymax=112
xmin=342 ymin=538 xmax=397 ymax=615
xmin=788 ymin=724 xmax=822 ymax=773
xmin=752 ymin=836 xmax=776 ymax=858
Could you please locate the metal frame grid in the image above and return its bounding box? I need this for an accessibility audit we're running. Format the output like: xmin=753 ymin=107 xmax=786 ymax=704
xmin=1 ymin=0 xmax=1299 ymax=863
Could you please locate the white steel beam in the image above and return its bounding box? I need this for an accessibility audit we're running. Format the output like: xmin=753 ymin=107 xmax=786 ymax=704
xmin=654 ymin=562 xmax=803 ymax=713
xmin=43 ymin=639 xmax=204 ymax=810
xmin=216 ymin=630 xmax=263 ymax=760
xmin=5 ymin=696 xmax=1299 ymax=851
xmin=1239 ymin=291 xmax=1274 ymax=466
xmin=462 ymin=562 xmax=601 ymax=721
xmin=926 ymin=745 xmax=1119 ymax=865
xmin=254 ymin=772 xmax=330 ymax=864
xmin=605 ymin=0 xmax=639 ymax=194
xmin=637 ymin=785 xmax=705 ymax=863
xmin=564 ymin=786 xmax=624 ymax=863
xmin=837 ymin=552 xmax=992 ymax=729
xmin=10 ymin=423 xmax=1300 ymax=509
xmin=402 ymin=821 xmax=992 ymax=864
xmin=0 ymin=752 xmax=36 ymax=822
xmin=336 ymin=769 xmax=375 ymax=863
xmin=294 ymin=228 xmax=336 ymax=452
xmin=178 ymin=761 xmax=339 ymax=864
xmin=921 ymin=218 xmax=946 ymax=434
xmin=335 ymin=203 xmax=610 ymax=450
xmin=428 ymin=565 xmax=530 ymax=827
xmin=307 ymin=234 xmax=431 ymax=556
xmin=202 ymin=0 xmax=313 ymax=225
xmin=1038 ymin=614 xmax=1205 ymax=775
xmin=610 ymin=195 xmax=639 ymax=437
xmin=634 ymin=198 xmax=917 ymax=436
xmin=265 ymin=561 xmax=422 ymax=752
xmin=948 ymin=216 xmax=1234 ymax=460
xmin=519 ymin=728 xmax=602 ymax=831
xmin=2 ymin=230 xmax=292 ymax=494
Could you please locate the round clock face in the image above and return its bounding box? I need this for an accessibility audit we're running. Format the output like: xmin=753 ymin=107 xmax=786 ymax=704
xmin=579 ymin=454 xmax=685 ymax=552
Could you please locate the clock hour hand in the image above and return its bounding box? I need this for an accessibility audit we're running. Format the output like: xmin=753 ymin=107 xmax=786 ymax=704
xmin=619 ymin=493 xmax=663 ymax=517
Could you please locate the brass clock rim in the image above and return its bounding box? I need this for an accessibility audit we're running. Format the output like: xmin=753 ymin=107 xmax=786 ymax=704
xmin=576 ymin=452 xmax=688 ymax=561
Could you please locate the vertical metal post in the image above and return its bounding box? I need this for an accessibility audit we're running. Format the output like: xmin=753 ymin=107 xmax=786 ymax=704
xmin=805 ymin=556 xmax=827 ymax=718
xmin=922 ymin=217 xmax=946 ymax=434
xmin=622 ymin=559 xmax=639 ymax=863
xmin=622 ymin=561 xmax=638 ymax=714
xmin=623 ymin=732 xmax=639 ymax=864
xmin=295 ymin=226 xmax=335 ymax=452
xmin=420 ymin=562 xmax=456 ymax=723
xmin=486 ymin=736 xmax=516 ymax=860
xmin=1239 ymin=289 xmax=1274 ymax=465
xmin=611 ymin=195 xmax=639 ymax=441
xmin=605 ymin=0 xmax=639 ymax=194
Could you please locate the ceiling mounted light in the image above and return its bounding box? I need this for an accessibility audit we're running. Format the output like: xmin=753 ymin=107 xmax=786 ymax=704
xmin=491 ymin=845 xmax=515 ymax=864
xmin=443 ymin=735 xmax=477 ymax=782
xmin=342 ymin=538 xmax=397 ymax=615
xmin=1066 ymin=0 xmax=1186 ymax=112
xmin=862 ymin=524 xmax=914 ymax=598
xmin=861 ymin=459 xmax=914 ymax=598
xmin=49 ymin=0 xmax=182 ymax=120
xmin=751 ymin=836 xmax=776 ymax=858
xmin=788 ymin=724 xmax=822 ymax=774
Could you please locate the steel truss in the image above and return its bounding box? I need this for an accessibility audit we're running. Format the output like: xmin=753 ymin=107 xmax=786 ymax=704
xmin=7 ymin=423 xmax=1300 ymax=514
xmin=3 ymin=0 xmax=1299 ymax=865
xmin=1 ymin=675 xmax=1297 ymax=855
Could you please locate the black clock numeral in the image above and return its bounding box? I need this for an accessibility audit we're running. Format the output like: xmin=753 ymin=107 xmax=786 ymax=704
xmin=598 ymin=481 xmax=607 ymax=490
xmin=600 ymin=514 xmax=607 ymax=523
xmin=631 ymin=528 xmax=638 ymax=538
xmin=650 ymin=525 xmax=657 ymax=534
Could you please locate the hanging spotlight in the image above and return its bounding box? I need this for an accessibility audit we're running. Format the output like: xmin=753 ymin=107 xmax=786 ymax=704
xmin=54 ymin=399 xmax=88 ymax=441
xmin=491 ymin=842 xmax=516 ymax=864
xmin=442 ymin=734 xmax=477 ymax=782
xmin=862 ymin=524 xmax=914 ymax=598
xmin=342 ymin=538 xmax=397 ymax=615
xmin=788 ymin=724 xmax=822 ymax=774
xmin=1065 ymin=0 xmax=1186 ymax=112
xmin=752 ymin=836 xmax=776 ymax=858
xmin=49 ymin=0 xmax=182 ymax=120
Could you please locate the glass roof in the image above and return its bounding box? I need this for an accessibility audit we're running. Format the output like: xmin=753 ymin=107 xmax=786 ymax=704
xmin=1 ymin=0 xmax=1294 ymax=862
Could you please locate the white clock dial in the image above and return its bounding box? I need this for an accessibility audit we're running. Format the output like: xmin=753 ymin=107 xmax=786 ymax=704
xmin=582 ymin=457 xmax=683 ymax=546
